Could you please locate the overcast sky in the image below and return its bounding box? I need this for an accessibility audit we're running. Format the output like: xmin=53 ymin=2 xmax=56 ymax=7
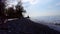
xmin=7 ymin=0 xmax=60 ymax=17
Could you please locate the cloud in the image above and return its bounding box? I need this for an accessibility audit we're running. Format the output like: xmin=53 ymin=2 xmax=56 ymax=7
xmin=22 ymin=0 xmax=29 ymax=2
xmin=22 ymin=0 xmax=39 ymax=5
xmin=47 ymin=5 xmax=53 ymax=9
xmin=38 ymin=0 xmax=52 ymax=4
xmin=22 ymin=0 xmax=53 ymax=8
xmin=56 ymin=2 xmax=60 ymax=6
xmin=6 ymin=0 xmax=18 ymax=6
xmin=22 ymin=0 xmax=60 ymax=17
xmin=29 ymin=0 xmax=38 ymax=5
xmin=47 ymin=2 xmax=60 ymax=9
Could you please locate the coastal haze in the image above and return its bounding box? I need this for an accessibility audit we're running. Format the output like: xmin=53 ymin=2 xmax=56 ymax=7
xmin=31 ymin=16 xmax=60 ymax=24
xmin=30 ymin=16 xmax=60 ymax=32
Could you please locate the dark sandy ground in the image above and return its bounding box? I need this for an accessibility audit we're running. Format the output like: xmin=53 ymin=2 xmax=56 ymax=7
xmin=0 ymin=18 xmax=60 ymax=34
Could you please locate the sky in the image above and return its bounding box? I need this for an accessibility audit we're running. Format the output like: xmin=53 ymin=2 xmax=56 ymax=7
xmin=6 ymin=0 xmax=60 ymax=17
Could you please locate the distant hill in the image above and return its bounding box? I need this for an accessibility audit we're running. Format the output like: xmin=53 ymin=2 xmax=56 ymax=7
xmin=0 ymin=18 xmax=60 ymax=34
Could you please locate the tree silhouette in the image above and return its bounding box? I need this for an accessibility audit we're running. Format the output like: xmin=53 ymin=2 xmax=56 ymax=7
xmin=15 ymin=1 xmax=26 ymax=18
xmin=0 ymin=0 xmax=6 ymax=23
xmin=0 ymin=0 xmax=26 ymax=23
xmin=4 ymin=1 xmax=26 ymax=18
xmin=5 ymin=7 xmax=15 ymax=18
xmin=5 ymin=0 xmax=26 ymax=19
xmin=0 ymin=0 xmax=5 ymax=17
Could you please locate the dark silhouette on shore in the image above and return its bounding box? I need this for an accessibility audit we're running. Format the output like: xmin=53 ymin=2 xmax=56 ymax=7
xmin=0 ymin=0 xmax=60 ymax=34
